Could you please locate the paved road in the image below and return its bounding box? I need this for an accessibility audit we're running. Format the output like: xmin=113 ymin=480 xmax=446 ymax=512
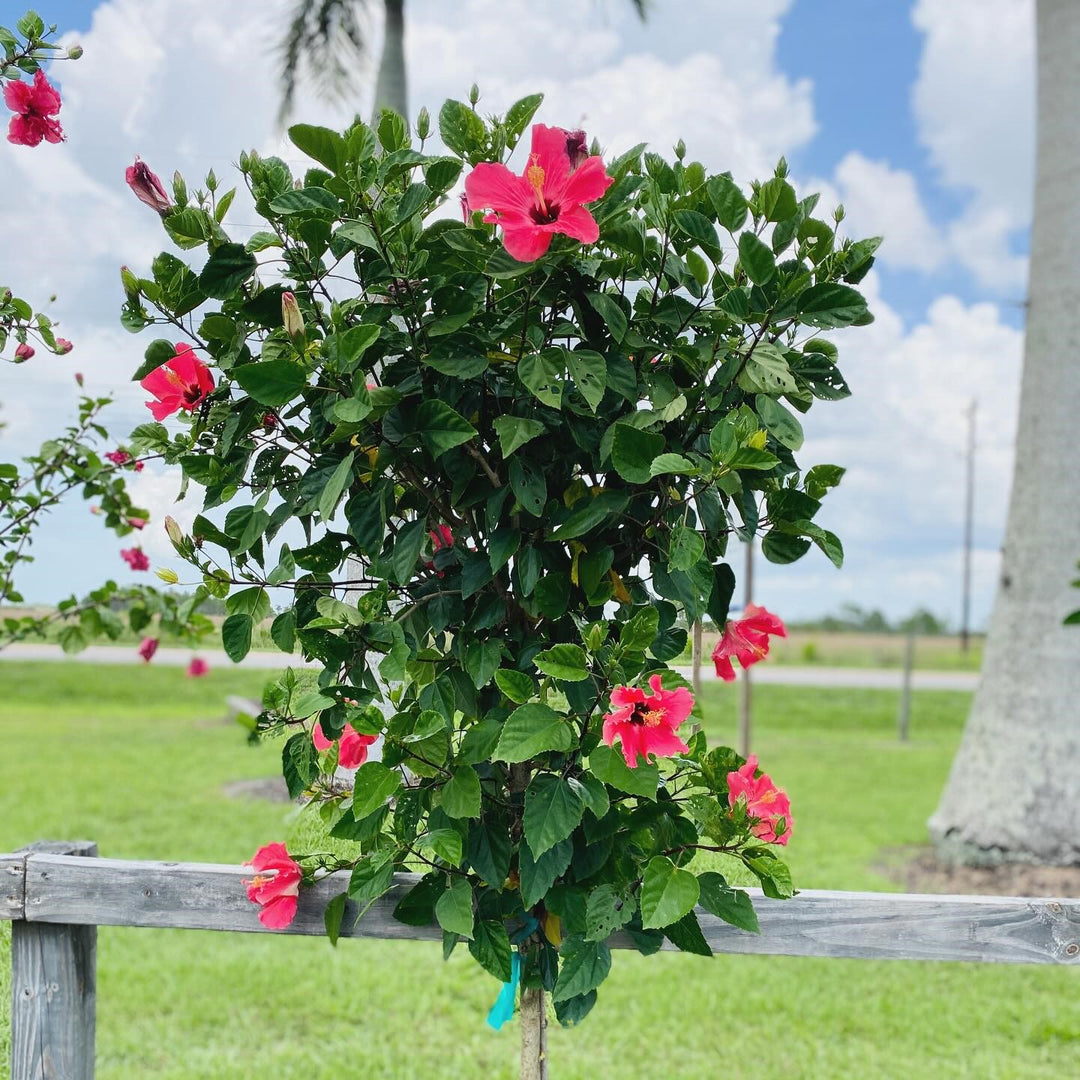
xmin=0 ymin=643 xmax=979 ymax=691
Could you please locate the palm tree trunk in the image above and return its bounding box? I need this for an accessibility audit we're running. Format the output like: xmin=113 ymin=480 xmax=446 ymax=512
xmin=371 ymin=0 xmax=407 ymax=121
xmin=928 ymin=0 xmax=1080 ymax=865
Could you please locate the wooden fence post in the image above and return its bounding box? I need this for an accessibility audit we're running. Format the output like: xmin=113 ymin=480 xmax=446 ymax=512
xmin=898 ymin=632 xmax=915 ymax=742
xmin=11 ymin=842 xmax=98 ymax=1080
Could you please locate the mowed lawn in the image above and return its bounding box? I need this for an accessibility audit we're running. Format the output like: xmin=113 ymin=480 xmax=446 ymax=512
xmin=0 ymin=662 xmax=1077 ymax=1079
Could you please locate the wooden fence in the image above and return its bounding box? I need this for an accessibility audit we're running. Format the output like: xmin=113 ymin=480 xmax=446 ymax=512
xmin=3 ymin=840 xmax=1079 ymax=1078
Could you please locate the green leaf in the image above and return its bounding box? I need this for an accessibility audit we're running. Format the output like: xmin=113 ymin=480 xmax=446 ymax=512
xmin=270 ymin=610 xmax=296 ymax=653
xmin=434 ymin=877 xmax=474 ymax=940
xmin=797 ymin=283 xmax=868 ymax=329
xmin=465 ymin=639 xmax=502 ymax=689
xmin=585 ymin=884 xmax=635 ymax=941
xmin=441 ymin=765 xmax=482 ymax=819
xmin=493 ymin=415 xmax=546 ymax=458
xmin=509 ymin=457 xmax=547 ymax=517
xmin=494 ymin=668 xmax=536 ymax=704
xmin=553 ymin=937 xmax=611 ymax=1003
xmin=737 ymin=231 xmax=776 ymax=285
xmin=707 ymin=174 xmax=748 ymax=231
xmin=533 ymin=643 xmax=589 ymax=682
xmin=649 ymin=453 xmax=696 ymax=478
xmin=324 ymin=891 xmax=348 ymax=947
xmin=566 ymin=350 xmax=608 ymax=412
xmin=416 ymin=400 xmax=477 ymax=457
xmin=639 ymin=856 xmax=700 ymax=929
xmin=664 ymin=911 xmax=712 ymax=956
xmin=523 ymin=774 xmax=585 ymax=858
xmin=421 ymin=828 xmax=463 ymax=867
xmin=467 ymin=820 xmax=512 ymax=886
xmin=391 ymin=519 xmax=427 ymax=582
xmin=318 ymin=452 xmax=354 ymax=521
xmin=518 ymin=350 xmax=564 ymax=409
xmin=504 ymin=92 xmax=544 ymax=145
xmin=673 ymin=209 xmax=721 ymax=254
xmin=570 ymin=774 xmax=609 ymax=820
xmin=549 ymin=491 xmax=629 ymax=541
xmin=587 ymin=744 xmax=658 ymax=799
xmin=586 ymin=292 xmax=627 ymax=342
xmin=131 ymin=338 xmax=176 ymax=381
xmin=221 ymin=613 xmax=253 ymax=663
xmin=737 ymin=343 xmax=798 ymax=396
xmin=288 ymin=124 xmax=346 ymax=173
xmin=439 ymin=99 xmax=486 ymax=158
xmin=234 ymin=359 xmax=307 ymax=407
xmin=519 ymin=837 xmax=573 ymax=908
xmin=268 ymin=186 xmax=339 ymax=215
xmin=351 ymin=762 xmax=401 ymax=820
xmin=198 ymin=243 xmax=257 ymax=299
xmin=611 ymin=424 xmax=664 ymax=484
xmin=755 ymin=395 xmax=804 ymax=450
xmin=494 ymin=704 xmax=574 ymax=762
xmin=469 ymin=919 xmax=513 ymax=982
xmin=697 ymin=872 xmax=760 ymax=933
xmin=757 ymin=177 xmax=798 ymax=222
xmin=282 ymin=732 xmax=317 ymax=798
xmin=669 ymin=527 xmax=705 ymax=572
xmin=348 ymin=851 xmax=396 ymax=917
xmin=619 ymin=607 xmax=660 ymax=652
xmin=488 ymin=525 xmax=520 ymax=574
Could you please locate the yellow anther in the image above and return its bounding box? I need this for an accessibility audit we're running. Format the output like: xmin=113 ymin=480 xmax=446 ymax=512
xmin=526 ymin=154 xmax=547 ymax=212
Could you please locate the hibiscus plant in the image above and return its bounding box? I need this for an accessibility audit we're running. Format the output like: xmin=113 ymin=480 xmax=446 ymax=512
xmin=115 ymin=93 xmax=874 ymax=1035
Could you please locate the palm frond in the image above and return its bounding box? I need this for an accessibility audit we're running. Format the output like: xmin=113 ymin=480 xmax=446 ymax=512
xmin=277 ymin=0 xmax=371 ymax=124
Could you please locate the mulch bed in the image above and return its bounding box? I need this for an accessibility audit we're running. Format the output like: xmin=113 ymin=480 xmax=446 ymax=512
xmin=876 ymin=846 xmax=1080 ymax=898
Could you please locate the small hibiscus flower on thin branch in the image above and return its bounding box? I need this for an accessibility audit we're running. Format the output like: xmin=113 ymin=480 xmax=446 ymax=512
xmin=727 ymin=755 xmax=794 ymax=846
xmin=711 ymin=603 xmax=787 ymax=681
xmin=602 ymin=674 xmax=694 ymax=768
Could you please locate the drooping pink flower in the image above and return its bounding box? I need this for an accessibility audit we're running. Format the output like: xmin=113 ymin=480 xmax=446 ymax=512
xmin=602 ymin=673 xmax=693 ymax=768
xmin=137 ymin=637 xmax=159 ymax=662
xmin=140 ymin=343 xmax=214 ymax=420
xmin=429 ymin=524 xmax=454 ymax=551
xmin=105 ymin=450 xmax=131 ymax=466
xmin=244 ymin=842 xmax=302 ymax=929
xmin=120 ymin=547 xmax=150 ymax=571
xmin=14 ymin=343 xmax=34 ymax=361
xmin=464 ymin=123 xmax=614 ymax=262
xmin=133 ymin=460 xmax=144 ymax=472
xmin=125 ymin=157 xmax=171 ymax=214
xmin=711 ymin=603 xmax=787 ymax=682
xmin=4 ymin=70 xmax=64 ymax=147
xmin=313 ymin=719 xmax=377 ymax=770
xmin=74 ymin=372 xmax=84 ymax=387
xmin=187 ymin=657 xmax=209 ymax=678
xmin=54 ymin=338 xmax=73 ymax=354
xmin=127 ymin=516 xmax=147 ymax=530
xmin=726 ymin=754 xmax=793 ymax=846
xmin=564 ymin=128 xmax=588 ymax=171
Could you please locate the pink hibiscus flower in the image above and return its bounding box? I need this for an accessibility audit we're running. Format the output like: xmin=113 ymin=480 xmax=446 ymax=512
xmin=120 ymin=547 xmax=150 ymax=571
xmin=4 ymin=70 xmax=63 ymax=147
xmin=54 ymin=338 xmax=73 ymax=354
xmin=127 ymin=516 xmax=147 ymax=530
xmin=313 ymin=719 xmax=377 ymax=770
xmin=726 ymin=754 xmax=793 ymax=846
xmin=711 ymin=603 xmax=787 ymax=681
xmin=105 ymin=450 xmax=131 ymax=466
xmin=244 ymin=842 xmax=302 ymax=929
xmin=187 ymin=657 xmax=209 ymax=678
xmin=125 ymin=157 xmax=171 ymax=214
xmin=602 ymin=673 xmax=694 ymax=768
xmin=464 ymin=123 xmax=613 ymax=262
xmin=140 ymin=343 xmax=214 ymax=420
xmin=137 ymin=637 xmax=159 ymax=663
xmin=14 ymin=343 xmax=34 ymax=361
xmin=429 ymin=524 xmax=454 ymax=551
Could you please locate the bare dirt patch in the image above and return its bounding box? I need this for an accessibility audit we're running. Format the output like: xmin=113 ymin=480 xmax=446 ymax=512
xmin=876 ymin=846 xmax=1080 ymax=898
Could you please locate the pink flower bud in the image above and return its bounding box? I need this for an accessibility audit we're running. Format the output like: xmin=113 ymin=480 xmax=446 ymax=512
xmin=55 ymin=338 xmax=73 ymax=354
xmin=564 ymin=129 xmax=589 ymax=171
xmin=138 ymin=637 xmax=159 ymax=663
xmin=125 ymin=157 xmax=171 ymax=215
xmin=74 ymin=372 xmax=84 ymax=386
xmin=14 ymin=342 xmax=34 ymax=361
xmin=281 ymin=291 xmax=305 ymax=342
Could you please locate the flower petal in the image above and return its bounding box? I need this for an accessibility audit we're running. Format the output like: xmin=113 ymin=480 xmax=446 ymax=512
xmin=500 ymin=224 xmax=554 ymax=262
xmin=257 ymin=894 xmax=298 ymax=929
xmin=464 ymin=162 xmax=533 ymax=215
xmin=529 ymin=123 xmax=571 ymax=198
xmin=553 ymin=204 xmax=600 ymax=246
xmin=562 ymin=155 xmax=615 ymax=206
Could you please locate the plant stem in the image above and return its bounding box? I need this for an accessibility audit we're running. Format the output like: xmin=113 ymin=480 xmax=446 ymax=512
xmin=519 ymin=986 xmax=548 ymax=1080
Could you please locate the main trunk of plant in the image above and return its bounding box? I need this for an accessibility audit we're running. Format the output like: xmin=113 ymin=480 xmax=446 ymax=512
xmin=371 ymin=0 xmax=408 ymax=121
xmin=928 ymin=0 xmax=1080 ymax=865
xmin=519 ymin=987 xmax=547 ymax=1080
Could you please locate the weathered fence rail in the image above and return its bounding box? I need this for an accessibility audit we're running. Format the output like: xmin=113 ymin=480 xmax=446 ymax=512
xmin=4 ymin=841 xmax=1080 ymax=1078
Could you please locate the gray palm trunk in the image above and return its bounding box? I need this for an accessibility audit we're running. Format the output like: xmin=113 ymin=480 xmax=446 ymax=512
xmin=928 ymin=0 xmax=1080 ymax=865
xmin=371 ymin=0 xmax=407 ymax=121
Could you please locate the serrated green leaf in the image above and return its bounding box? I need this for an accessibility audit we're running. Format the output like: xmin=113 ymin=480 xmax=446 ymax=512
xmin=553 ymin=937 xmax=611 ymax=1002
xmin=697 ymin=872 xmax=760 ymax=933
xmin=493 ymin=415 xmax=546 ymax=458
xmin=523 ymin=774 xmax=585 ymax=858
xmin=494 ymin=704 xmax=574 ymax=762
xmin=434 ymin=876 xmax=474 ymax=939
xmin=441 ymin=765 xmax=482 ymax=820
xmin=640 ymin=855 xmax=700 ymax=929
xmin=351 ymin=761 xmax=401 ymax=820
xmin=587 ymin=744 xmax=659 ymax=798
xmin=416 ymin=400 xmax=477 ymax=457
xmin=494 ymin=668 xmax=536 ymax=704
xmin=533 ymin=643 xmax=589 ymax=682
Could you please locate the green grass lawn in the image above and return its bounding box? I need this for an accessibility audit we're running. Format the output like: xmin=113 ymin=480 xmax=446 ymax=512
xmin=0 ymin=662 xmax=1076 ymax=1079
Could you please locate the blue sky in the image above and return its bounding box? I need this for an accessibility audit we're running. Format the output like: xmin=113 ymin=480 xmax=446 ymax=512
xmin=0 ymin=0 xmax=1035 ymax=628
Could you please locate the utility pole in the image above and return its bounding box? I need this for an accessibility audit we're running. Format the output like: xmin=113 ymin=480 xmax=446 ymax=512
xmin=737 ymin=540 xmax=754 ymax=757
xmin=691 ymin=619 xmax=702 ymax=698
xmin=960 ymin=400 xmax=977 ymax=652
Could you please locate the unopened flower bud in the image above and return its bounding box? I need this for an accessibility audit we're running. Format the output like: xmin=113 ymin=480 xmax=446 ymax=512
xmin=55 ymin=338 xmax=73 ymax=354
xmin=564 ymin=129 xmax=588 ymax=172
xmin=833 ymin=203 xmax=846 ymax=224
xmin=416 ymin=106 xmax=430 ymax=140
xmin=67 ymin=44 xmax=83 ymax=59
xmin=468 ymin=83 xmax=480 ymax=106
xmin=74 ymin=372 xmax=84 ymax=386
xmin=14 ymin=342 xmax=34 ymax=361
xmin=155 ymin=567 xmax=180 ymax=584
xmin=281 ymin=291 xmax=305 ymax=343
xmin=164 ymin=515 xmax=184 ymax=546
xmin=675 ymin=138 xmax=686 ymax=161
xmin=125 ymin=157 xmax=171 ymax=215
xmin=172 ymin=170 xmax=188 ymax=207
